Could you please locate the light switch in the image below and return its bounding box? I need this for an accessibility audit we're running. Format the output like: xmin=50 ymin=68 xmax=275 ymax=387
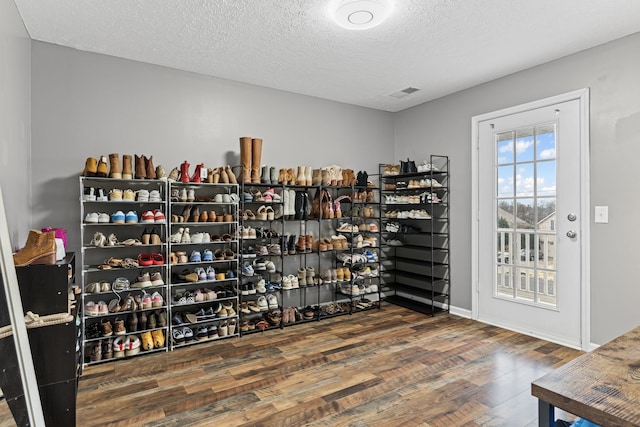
xmin=595 ymin=206 xmax=608 ymax=223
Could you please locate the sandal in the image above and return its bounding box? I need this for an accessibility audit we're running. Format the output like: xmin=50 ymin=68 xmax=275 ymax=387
xmin=250 ymin=189 xmax=264 ymax=202
xmin=244 ymin=209 xmax=256 ymax=220
xmin=121 ymin=258 xmax=139 ymax=269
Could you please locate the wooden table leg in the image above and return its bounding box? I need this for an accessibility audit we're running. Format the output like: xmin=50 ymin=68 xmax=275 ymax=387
xmin=538 ymin=399 xmax=554 ymax=427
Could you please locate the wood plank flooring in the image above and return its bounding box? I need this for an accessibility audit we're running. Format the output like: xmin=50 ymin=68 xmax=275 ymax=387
xmin=1 ymin=304 xmax=584 ymax=426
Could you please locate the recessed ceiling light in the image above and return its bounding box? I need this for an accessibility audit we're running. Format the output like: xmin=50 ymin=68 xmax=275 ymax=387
xmin=332 ymin=0 xmax=393 ymax=30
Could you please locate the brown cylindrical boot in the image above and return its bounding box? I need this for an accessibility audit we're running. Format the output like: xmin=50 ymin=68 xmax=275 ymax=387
xmin=239 ymin=137 xmax=252 ymax=183
xmin=82 ymin=157 xmax=98 ymax=176
xmin=109 ymin=153 xmax=121 ymax=179
xmin=278 ymin=168 xmax=287 ymax=184
xmin=135 ymin=155 xmax=146 ymax=179
xmin=287 ymin=168 xmax=296 ymax=186
xmin=312 ymin=169 xmax=321 ymax=186
xmin=251 ymin=138 xmax=262 ymax=184
xmin=121 ymin=155 xmax=133 ymax=180
xmin=305 ymin=234 xmax=313 ymax=252
xmin=96 ymin=156 xmax=108 ymax=177
xmin=206 ymin=168 xmax=214 ymax=183
xmin=13 ymin=230 xmax=56 ymax=267
xmin=145 ymin=156 xmax=156 ymax=179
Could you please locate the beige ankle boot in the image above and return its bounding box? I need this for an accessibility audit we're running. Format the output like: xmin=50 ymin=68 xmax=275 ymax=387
xmin=305 ymin=166 xmax=313 ymax=186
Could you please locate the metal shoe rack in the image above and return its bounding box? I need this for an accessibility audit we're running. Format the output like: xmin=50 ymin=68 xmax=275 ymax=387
xmin=378 ymin=155 xmax=450 ymax=315
xmin=79 ymin=176 xmax=170 ymax=366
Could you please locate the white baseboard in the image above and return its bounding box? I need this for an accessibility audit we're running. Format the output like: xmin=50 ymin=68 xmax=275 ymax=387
xmin=587 ymin=342 xmax=600 ymax=352
xmin=449 ymin=305 xmax=472 ymax=318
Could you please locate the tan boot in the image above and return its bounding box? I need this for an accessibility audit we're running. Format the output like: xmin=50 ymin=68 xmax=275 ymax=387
xmin=251 ymin=138 xmax=262 ymax=184
xmin=225 ymin=165 xmax=237 ymax=184
xmin=278 ymin=168 xmax=287 ymax=184
xmin=13 ymin=230 xmax=56 ymax=267
xmin=96 ymin=156 xmax=108 ymax=177
xmin=135 ymin=155 xmax=146 ymax=179
xmin=321 ymin=169 xmax=331 ymax=186
xmin=312 ymin=169 xmax=321 ymax=186
xmin=219 ymin=167 xmax=229 ymax=184
xmin=296 ymin=166 xmax=306 ymax=185
xmin=122 ymin=155 xmax=133 ymax=179
xmin=239 ymin=137 xmax=252 ymax=183
xmin=82 ymin=157 xmax=98 ymax=177
xmin=109 ymin=153 xmax=121 ymax=179
xmin=206 ymin=168 xmax=214 ymax=183
xmin=287 ymin=168 xmax=296 ymax=185
xmin=145 ymin=156 xmax=156 ymax=179
xmin=305 ymin=166 xmax=313 ymax=186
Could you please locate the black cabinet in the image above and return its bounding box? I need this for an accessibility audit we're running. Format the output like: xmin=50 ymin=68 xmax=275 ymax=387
xmin=6 ymin=253 xmax=78 ymax=426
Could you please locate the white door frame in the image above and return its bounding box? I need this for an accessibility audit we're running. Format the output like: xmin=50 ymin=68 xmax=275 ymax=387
xmin=471 ymin=89 xmax=591 ymax=351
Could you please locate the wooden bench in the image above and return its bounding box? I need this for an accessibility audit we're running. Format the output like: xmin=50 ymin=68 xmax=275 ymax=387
xmin=531 ymin=326 xmax=640 ymax=427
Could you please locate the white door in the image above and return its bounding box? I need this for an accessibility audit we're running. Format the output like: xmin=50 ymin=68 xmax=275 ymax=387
xmin=473 ymin=91 xmax=589 ymax=349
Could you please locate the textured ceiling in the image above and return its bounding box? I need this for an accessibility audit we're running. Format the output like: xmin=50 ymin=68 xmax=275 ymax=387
xmin=13 ymin=0 xmax=640 ymax=112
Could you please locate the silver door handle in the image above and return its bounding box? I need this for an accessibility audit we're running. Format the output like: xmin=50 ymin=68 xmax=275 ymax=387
xmin=566 ymin=230 xmax=577 ymax=238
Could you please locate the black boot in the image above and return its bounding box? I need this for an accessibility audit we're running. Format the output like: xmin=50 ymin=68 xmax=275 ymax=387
xmin=400 ymin=160 xmax=406 ymax=174
xmin=302 ymin=192 xmax=310 ymax=220
xmin=295 ymin=191 xmax=304 ymax=220
xmin=288 ymin=235 xmax=297 ymax=255
xmin=408 ymin=160 xmax=417 ymax=173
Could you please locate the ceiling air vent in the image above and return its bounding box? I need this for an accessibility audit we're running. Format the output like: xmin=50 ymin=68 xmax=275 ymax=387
xmin=388 ymin=87 xmax=420 ymax=98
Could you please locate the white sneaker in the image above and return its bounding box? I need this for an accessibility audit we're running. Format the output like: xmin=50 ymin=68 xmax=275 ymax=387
xmin=84 ymin=212 xmax=99 ymax=223
xmin=98 ymin=213 xmax=110 ymax=223
xmin=83 ymin=187 xmax=96 ymax=201
xmin=137 ymin=189 xmax=149 ymax=202
xmin=181 ymin=227 xmax=191 ymax=243
xmin=149 ymin=190 xmax=162 ymax=202
xmin=266 ymin=294 xmax=278 ymax=309
xmin=95 ymin=188 xmax=108 ymax=202
xmin=170 ymin=228 xmax=184 ymax=243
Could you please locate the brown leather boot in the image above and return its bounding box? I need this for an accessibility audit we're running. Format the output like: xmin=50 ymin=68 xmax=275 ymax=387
xmin=109 ymin=153 xmax=121 ymax=179
xmin=145 ymin=156 xmax=156 ymax=179
xmin=95 ymin=156 xmax=108 ymax=177
xmin=251 ymin=138 xmax=262 ymax=184
xmin=135 ymin=155 xmax=146 ymax=179
xmin=239 ymin=137 xmax=252 ymax=183
xmin=206 ymin=168 xmax=214 ymax=183
xmin=305 ymin=234 xmax=313 ymax=252
xmin=82 ymin=157 xmax=97 ymax=176
xmin=13 ymin=230 xmax=56 ymax=267
xmin=122 ymin=155 xmax=133 ymax=179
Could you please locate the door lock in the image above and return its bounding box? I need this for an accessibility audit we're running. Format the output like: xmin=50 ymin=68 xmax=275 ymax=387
xmin=567 ymin=214 xmax=577 ymax=222
xmin=566 ymin=230 xmax=577 ymax=238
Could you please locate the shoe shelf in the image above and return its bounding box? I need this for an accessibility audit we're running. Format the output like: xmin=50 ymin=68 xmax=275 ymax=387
xmin=80 ymin=177 xmax=170 ymax=366
xmin=379 ymin=155 xmax=450 ymax=316
xmin=167 ymin=181 xmax=240 ymax=351
xmin=239 ymin=183 xmax=286 ymax=334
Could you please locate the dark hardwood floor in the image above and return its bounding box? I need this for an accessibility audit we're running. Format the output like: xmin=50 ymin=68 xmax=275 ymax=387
xmin=0 ymin=304 xmax=584 ymax=426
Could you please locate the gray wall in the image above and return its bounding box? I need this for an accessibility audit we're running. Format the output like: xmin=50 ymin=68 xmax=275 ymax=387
xmin=31 ymin=41 xmax=394 ymax=253
xmin=0 ymin=0 xmax=31 ymax=249
xmin=394 ymin=32 xmax=640 ymax=345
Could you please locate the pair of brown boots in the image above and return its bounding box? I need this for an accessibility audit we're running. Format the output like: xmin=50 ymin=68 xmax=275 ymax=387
xmin=13 ymin=230 xmax=56 ymax=267
xmin=114 ymin=154 xmax=156 ymax=179
xmin=239 ymin=137 xmax=263 ymax=184
xmin=82 ymin=154 xmax=160 ymax=179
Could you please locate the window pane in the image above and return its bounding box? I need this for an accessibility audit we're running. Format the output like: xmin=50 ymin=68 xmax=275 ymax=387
xmin=497 ymin=265 xmax=513 ymax=297
xmin=536 ymin=124 xmax=556 ymax=160
xmin=536 ymin=198 xmax=556 ymax=230
xmin=515 ymin=128 xmax=534 ymax=163
xmin=536 ymin=160 xmax=556 ymax=197
xmin=497 ymin=131 xmax=514 ymax=164
xmin=515 ymin=198 xmax=535 ymax=229
xmin=497 ymin=199 xmax=514 ymax=229
xmin=498 ymin=165 xmax=514 ymax=197
xmin=516 ymin=163 xmax=534 ymax=197
xmin=516 ymin=268 xmax=535 ymax=302
xmin=497 ymin=231 xmax=512 ymax=265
